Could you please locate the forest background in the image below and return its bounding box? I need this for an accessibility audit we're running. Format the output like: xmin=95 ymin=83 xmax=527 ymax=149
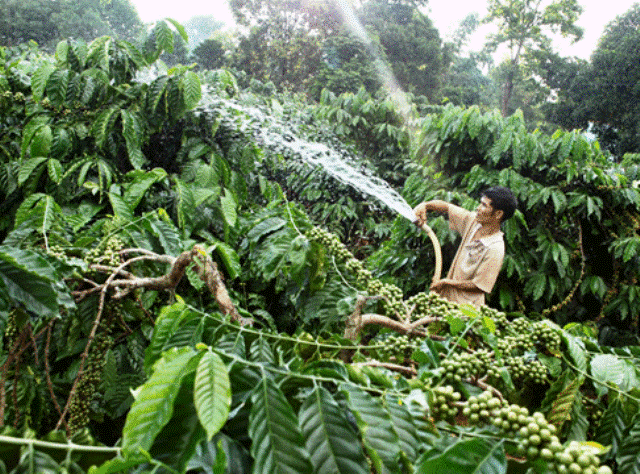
xmin=1 ymin=0 xmax=640 ymax=473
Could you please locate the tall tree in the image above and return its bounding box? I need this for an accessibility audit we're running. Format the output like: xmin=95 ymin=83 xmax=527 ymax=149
xmin=358 ymin=0 xmax=448 ymax=100
xmin=0 ymin=0 xmax=142 ymax=49
xmin=191 ymin=38 xmax=227 ymax=70
xmin=229 ymin=0 xmax=329 ymax=92
xmin=183 ymin=15 xmax=225 ymax=50
xmin=539 ymin=4 xmax=640 ymax=156
xmin=440 ymin=14 xmax=495 ymax=107
xmin=582 ymin=4 xmax=640 ymax=156
xmin=483 ymin=0 xmax=583 ymax=116
xmin=538 ymin=52 xmax=590 ymax=131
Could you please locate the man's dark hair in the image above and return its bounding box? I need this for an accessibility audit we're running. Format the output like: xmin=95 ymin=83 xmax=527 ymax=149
xmin=482 ymin=187 xmax=517 ymax=222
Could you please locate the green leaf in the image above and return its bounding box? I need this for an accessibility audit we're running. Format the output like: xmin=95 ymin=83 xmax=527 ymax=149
xmin=14 ymin=193 xmax=61 ymax=233
xmin=147 ymin=76 xmax=168 ymax=114
xmin=246 ymin=217 xmax=287 ymax=244
xmin=87 ymin=451 xmax=150 ymax=474
xmin=18 ymin=157 xmax=47 ymax=186
xmin=340 ymin=384 xmax=401 ymax=474
xmin=558 ymin=131 xmax=575 ymax=160
xmin=562 ymin=333 xmax=588 ymax=373
xmin=21 ymin=117 xmax=48 ymax=159
xmin=550 ymin=188 xmax=567 ymax=213
xmin=121 ymin=110 xmax=146 ymax=169
xmin=47 ymin=158 xmax=62 ymax=184
xmin=108 ymin=192 xmax=134 ymax=222
xmin=50 ymin=127 xmax=71 ymax=160
xmin=45 ymin=69 xmax=69 ymax=107
xmin=166 ymin=18 xmax=189 ymax=42
xmin=618 ymin=414 xmax=640 ymax=474
xmin=92 ymin=108 xmax=118 ymax=148
xmin=220 ymin=190 xmax=237 ymax=228
xmin=566 ymin=400 xmax=589 ymax=442
xmin=31 ymin=63 xmax=55 ymax=102
xmin=595 ymin=398 xmax=627 ymax=460
xmin=145 ymin=302 xmax=198 ymax=370
xmin=149 ymin=218 xmax=182 ymax=256
xmin=248 ymin=377 xmax=312 ymax=474
xmin=590 ymin=354 xmax=639 ymax=398
xmin=548 ymin=375 xmax=583 ymax=431
xmin=210 ymin=242 xmax=241 ymax=280
xmin=385 ymin=394 xmax=419 ymax=460
xmin=30 ymin=124 xmax=52 ymax=158
xmin=122 ymin=346 xmax=198 ymax=455
xmin=154 ymin=21 xmax=175 ymax=54
xmin=87 ymin=36 xmax=111 ymax=71
xmin=124 ymin=168 xmax=167 ymax=210
xmin=149 ymin=371 xmax=205 ymax=471
xmin=12 ymin=449 xmax=61 ymax=474
xmin=299 ymin=386 xmax=369 ymax=474
xmin=194 ymin=351 xmax=231 ymax=441
xmin=249 ymin=336 xmax=275 ymax=364
xmin=173 ymin=177 xmax=196 ymax=231
xmin=0 ymin=246 xmax=61 ymax=318
xmin=416 ymin=437 xmax=507 ymax=474
xmin=182 ymin=71 xmax=202 ymax=110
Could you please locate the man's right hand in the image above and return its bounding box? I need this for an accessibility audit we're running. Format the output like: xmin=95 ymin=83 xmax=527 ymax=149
xmin=413 ymin=202 xmax=428 ymax=225
xmin=413 ymin=200 xmax=450 ymax=225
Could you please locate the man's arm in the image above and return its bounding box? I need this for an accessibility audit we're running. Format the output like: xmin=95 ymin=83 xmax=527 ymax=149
xmin=430 ymin=278 xmax=483 ymax=294
xmin=413 ymin=200 xmax=450 ymax=224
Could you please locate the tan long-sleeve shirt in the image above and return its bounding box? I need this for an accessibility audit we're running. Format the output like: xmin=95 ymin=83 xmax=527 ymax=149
xmin=440 ymin=205 xmax=505 ymax=306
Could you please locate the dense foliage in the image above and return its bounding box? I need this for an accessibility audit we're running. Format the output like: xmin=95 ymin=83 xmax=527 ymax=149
xmin=0 ymin=10 xmax=639 ymax=474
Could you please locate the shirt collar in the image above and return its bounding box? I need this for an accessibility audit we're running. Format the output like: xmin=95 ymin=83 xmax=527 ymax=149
xmin=469 ymin=222 xmax=503 ymax=246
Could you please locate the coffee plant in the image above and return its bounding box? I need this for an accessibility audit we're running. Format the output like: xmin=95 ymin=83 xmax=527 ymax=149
xmin=0 ymin=22 xmax=639 ymax=474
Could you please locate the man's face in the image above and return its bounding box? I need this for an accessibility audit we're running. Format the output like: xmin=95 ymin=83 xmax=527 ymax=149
xmin=476 ymin=196 xmax=501 ymax=224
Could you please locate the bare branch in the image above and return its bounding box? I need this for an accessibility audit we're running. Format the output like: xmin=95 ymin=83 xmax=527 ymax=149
xmin=360 ymin=361 xmax=417 ymax=377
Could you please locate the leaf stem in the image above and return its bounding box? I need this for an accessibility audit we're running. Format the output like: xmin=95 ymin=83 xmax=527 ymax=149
xmin=561 ymin=354 xmax=640 ymax=404
xmin=0 ymin=434 xmax=121 ymax=453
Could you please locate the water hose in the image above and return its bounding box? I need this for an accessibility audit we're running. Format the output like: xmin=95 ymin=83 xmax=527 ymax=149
xmin=417 ymin=222 xmax=442 ymax=284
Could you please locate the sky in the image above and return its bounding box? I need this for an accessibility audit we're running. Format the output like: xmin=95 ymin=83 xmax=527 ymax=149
xmin=130 ymin=0 xmax=636 ymax=60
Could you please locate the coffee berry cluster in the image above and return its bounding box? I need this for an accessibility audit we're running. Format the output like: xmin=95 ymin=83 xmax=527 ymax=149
xmin=84 ymin=236 xmax=124 ymax=267
xmin=505 ymin=356 xmax=549 ymax=385
xmin=405 ymin=291 xmax=459 ymax=321
xmin=546 ymin=442 xmax=611 ymax=474
xmin=67 ymin=330 xmax=113 ymax=433
xmin=440 ymin=350 xmax=491 ymax=382
xmin=430 ymin=385 xmax=462 ymax=421
xmin=530 ymin=321 xmax=562 ymax=353
xmin=466 ymin=397 xmax=612 ymax=474
xmin=306 ymin=226 xmax=373 ymax=284
xmin=47 ymin=244 xmax=67 ymax=260
xmin=3 ymin=308 xmax=20 ymax=351
xmin=306 ymin=226 xmax=353 ymax=263
xmin=582 ymin=399 xmax=604 ymax=426
xmin=376 ymin=333 xmax=420 ymax=362
xmin=498 ymin=317 xmax=563 ymax=355
xmin=462 ymin=390 xmax=502 ymax=425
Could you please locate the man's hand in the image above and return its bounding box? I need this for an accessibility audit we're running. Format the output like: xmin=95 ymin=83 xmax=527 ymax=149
xmin=429 ymin=278 xmax=452 ymax=294
xmin=413 ymin=200 xmax=450 ymax=225
xmin=413 ymin=202 xmax=428 ymax=225
xmin=430 ymin=278 xmax=483 ymax=294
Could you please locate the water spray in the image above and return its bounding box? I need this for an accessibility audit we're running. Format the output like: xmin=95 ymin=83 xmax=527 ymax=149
xmin=193 ymin=89 xmax=443 ymax=284
xmin=257 ymin=128 xmax=443 ymax=284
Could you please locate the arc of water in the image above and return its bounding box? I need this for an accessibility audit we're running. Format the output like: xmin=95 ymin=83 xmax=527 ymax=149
xmin=256 ymin=127 xmax=444 ymax=286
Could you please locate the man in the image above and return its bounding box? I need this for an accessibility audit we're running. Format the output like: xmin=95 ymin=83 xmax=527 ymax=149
xmin=413 ymin=187 xmax=517 ymax=306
